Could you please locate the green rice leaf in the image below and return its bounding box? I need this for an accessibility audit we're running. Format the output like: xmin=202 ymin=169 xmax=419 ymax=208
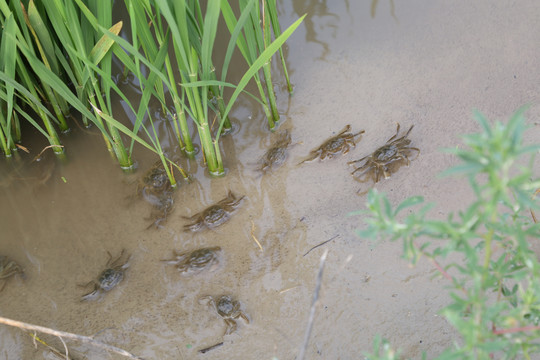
xmin=220 ymin=0 xmax=256 ymax=83
xmin=216 ymin=14 xmax=306 ymax=137
xmin=26 ymin=0 xmax=60 ymax=75
xmin=89 ymin=21 xmax=122 ymax=65
xmin=0 ymin=14 xmax=17 ymax=139
xmin=200 ymin=0 xmax=220 ymax=81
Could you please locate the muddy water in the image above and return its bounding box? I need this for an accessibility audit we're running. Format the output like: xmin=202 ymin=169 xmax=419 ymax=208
xmin=3 ymin=0 xmax=540 ymax=359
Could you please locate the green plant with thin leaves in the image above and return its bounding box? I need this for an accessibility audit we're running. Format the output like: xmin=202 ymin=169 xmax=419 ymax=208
xmin=0 ymin=0 xmax=302 ymax=181
xmin=356 ymin=108 xmax=540 ymax=359
xmin=108 ymin=0 xmax=304 ymax=175
xmin=38 ymin=0 xmax=134 ymax=168
xmin=221 ymin=0 xmax=293 ymax=130
xmin=0 ymin=0 xmax=132 ymax=164
xmin=0 ymin=0 xmax=64 ymax=156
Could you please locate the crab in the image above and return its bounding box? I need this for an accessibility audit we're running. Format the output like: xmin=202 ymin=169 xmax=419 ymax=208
xmin=257 ymin=130 xmax=292 ymax=173
xmin=163 ymin=247 xmax=222 ymax=275
xmin=81 ymin=250 xmax=130 ymax=301
xmin=183 ymin=190 xmax=245 ymax=232
xmin=348 ymin=123 xmax=419 ymax=183
xmin=137 ymin=162 xmax=175 ymax=228
xmin=137 ymin=162 xmax=172 ymax=197
xmin=298 ymin=124 xmax=364 ymax=164
xmin=146 ymin=191 xmax=175 ymax=229
xmin=0 ymin=256 xmax=24 ymax=292
xmin=200 ymin=295 xmax=250 ymax=335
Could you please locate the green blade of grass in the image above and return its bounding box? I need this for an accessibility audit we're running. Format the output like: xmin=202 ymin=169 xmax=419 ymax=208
xmin=265 ymin=0 xmax=293 ymax=93
xmin=216 ymin=14 xmax=306 ymax=138
xmin=21 ymin=1 xmax=69 ymax=131
xmin=89 ymin=21 xmax=123 ymax=65
xmin=0 ymin=13 xmax=17 ymax=155
xmin=26 ymin=0 xmax=60 ymax=76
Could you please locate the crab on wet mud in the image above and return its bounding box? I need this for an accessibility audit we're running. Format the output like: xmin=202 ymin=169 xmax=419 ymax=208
xmin=183 ymin=190 xmax=244 ymax=232
xmin=200 ymin=295 xmax=250 ymax=335
xmin=257 ymin=129 xmax=292 ymax=174
xmin=0 ymin=255 xmax=24 ymax=292
xmin=348 ymin=123 xmax=419 ymax=184
xmin=163 ymin=247 xmax=222 ymax=275
xmin=299 ymin=124 xmax=364 ymax=164
xmin=137 ymin=162 xmax=175 ymax=228
xmin=81 ymin=250 xmax=130 ymax=301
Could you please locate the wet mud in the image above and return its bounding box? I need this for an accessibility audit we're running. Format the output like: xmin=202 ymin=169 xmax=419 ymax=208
xmin=2 ymin=0 xmax=540 ymax=359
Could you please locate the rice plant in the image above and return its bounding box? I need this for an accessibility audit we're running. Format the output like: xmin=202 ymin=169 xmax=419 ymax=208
xmin=0 ymin=0 xmax=63 ymax=156
xmin=221 ymin=0 xmax=294 ymax=130
xmin=0 ymin=0 xmax=303 ymax=179
xmin=112 ymin=0 xmax=304 ymax=175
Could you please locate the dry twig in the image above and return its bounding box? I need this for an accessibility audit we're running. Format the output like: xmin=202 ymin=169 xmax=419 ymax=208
xmin=298 ymin=249 xmax=328 ymax=360
xmin=29 ymin=331 xmax=73 ymax=360
xmin=303 ymin=235 xmax=338 ymax=257
xmin=250 ymin=220 xmax=263 ymax=251
xmin=0 ymin=316 xmax=144 ymax=360
xmin=198 ymin=342 xmax=224 ymax=354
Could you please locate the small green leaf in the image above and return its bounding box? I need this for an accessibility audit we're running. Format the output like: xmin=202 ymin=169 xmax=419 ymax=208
xmin=394 ymin=196 xmax=424 ymax=216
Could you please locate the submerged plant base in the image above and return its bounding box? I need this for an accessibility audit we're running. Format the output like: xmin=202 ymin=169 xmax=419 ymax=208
xmin=208 ymin=168 xmax=227 ymax=177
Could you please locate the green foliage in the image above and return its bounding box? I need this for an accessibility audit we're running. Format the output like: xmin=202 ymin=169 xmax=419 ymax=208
xmin=363 ymin=335 xmax=402 ymax=360
xmin=0 ymin=0 xmax=302 ymax=177
xmin=220 ymin=0 xmax=290 ymax=129
xmin=356 ymin=109 xmax=540 ymax=359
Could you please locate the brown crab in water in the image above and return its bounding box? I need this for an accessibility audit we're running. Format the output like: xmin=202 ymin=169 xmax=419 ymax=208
xmin=200 ymin=295 xmax=250 ymax=335
xmin=183 ymin=191 xmax=245 ymax=232
xmin=298 ymin=124 xmax=365 ymax=164
xmin=348 ymin=123 xmax=420 ymax=183
xmin=138 ymin=162 xmax=172 ymax=196
xmin=0 ymin=255 xmax=24 ymax=292
xmin=137 ymin=162 xmax=175 ymax=228
xmin=257 ymin=130 xmax=292 ymax=174
xmin=163 ymin=247 xmax=222 ymax=275
xmin=81 ymin=250 xmax=130 ymax=301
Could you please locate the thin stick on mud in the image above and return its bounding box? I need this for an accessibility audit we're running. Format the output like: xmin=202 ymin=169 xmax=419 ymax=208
xmin=29 ymin=330 xmax=74 ymax=359
xmin=198 ymin=342 xmax=224 ymax=354
xmin=303 ymin=235 xmax=338 ymax=257
xmin=250 ymin=220 xmax=263 ymax=251
xmin=298 ymin=249 xmax=328 ymax=360
xmin=0 ymin=316 xmax=144 ymax=360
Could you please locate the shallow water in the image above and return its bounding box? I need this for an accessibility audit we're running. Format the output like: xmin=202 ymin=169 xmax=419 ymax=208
xmin=2 ymin=0 xmax=540 ymax=359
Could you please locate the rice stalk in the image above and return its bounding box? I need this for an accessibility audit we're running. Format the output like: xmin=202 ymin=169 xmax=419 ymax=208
xmin=259 ymin=0 xmax=280 ymax=126
xmin=185 ymin=13 xmax=306 ymax=141
xmin=124 ymin=0 xmax=193 ymax=157
xmin=149 ymin=0 xmax=225 ymax=174
xmin=220 ymin=0 xmax=273 ymax=126
xmin=0 ymin=12 xmax=17 ymax=156
xmin=0 ymin=0 xmax=301 ymax=178
xmin=265 ymin=0 xmax=293 ymax=93
xmin=43 ymin=0 xmax=133 ymax=167
xmin=22 ymin=0 xmax=69 ymax=132
xmin=0 ymin=1 xmax=63 ymax=155
xmin=0 ymin=72 xmax=57 ymax=143
xmin=221 ymin=0 xmax=288 ymax=129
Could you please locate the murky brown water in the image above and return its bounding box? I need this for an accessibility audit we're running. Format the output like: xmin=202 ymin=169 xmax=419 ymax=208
xmin=3 ymin=0 xmax=540 ymax=359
